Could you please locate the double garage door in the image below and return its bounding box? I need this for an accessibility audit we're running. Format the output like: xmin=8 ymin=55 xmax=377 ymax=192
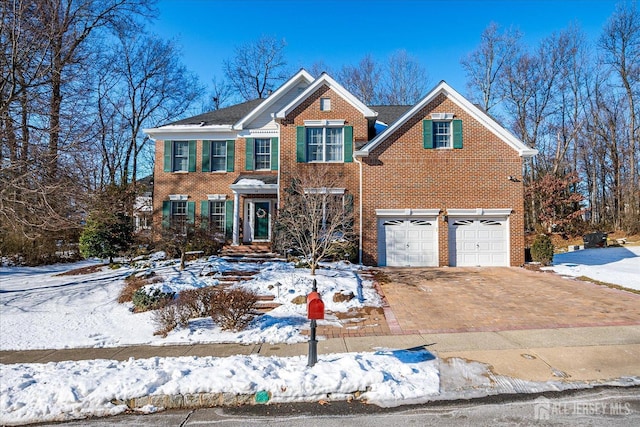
xmin=379 ymin=216 xmax=509 ymax=267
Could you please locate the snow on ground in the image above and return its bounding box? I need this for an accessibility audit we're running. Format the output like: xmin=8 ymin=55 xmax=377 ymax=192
xmin=545 ymin=245 xmax=640 ymax=291
xmin=0 ymin=255 xmax=380 ymax=351
xmin=0 ymin=349 xmax=440 ymax=425
xmin=1 ymin=249 xmax=639 ymax=425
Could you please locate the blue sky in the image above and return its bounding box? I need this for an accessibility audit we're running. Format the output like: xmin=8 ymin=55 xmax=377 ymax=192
xmin=155 ymin=0 xmax=620 ymax=99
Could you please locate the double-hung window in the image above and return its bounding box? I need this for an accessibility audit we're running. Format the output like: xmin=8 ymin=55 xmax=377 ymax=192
xmin=306 ymin=127 xmax=343 ymax=162
xmin=254 ymin=138 xmax=271 ymax=170
xmin=172 ymin=141 xmax=189 ymax=172
xmin=423 ymin=116 xmax=463 ymax=149
xmin=209 ymin=201 xmax=226 ymax=232
xmin=171 ymin=201 xmax=187 ymax=233
xmin=210 ymin=141 xmax=227 ymax=172
xmin=433 ymin=121 xmax=451 ymax=148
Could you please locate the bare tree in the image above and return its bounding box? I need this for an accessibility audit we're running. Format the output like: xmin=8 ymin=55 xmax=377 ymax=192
xmin=337 ymin=54 xmax=382 ymax=105
xmin=223 ymin=35 xmax=288 ymax=101
xmin=380 ymin=49 xmax=429 ymax=105
xmin=461 ymin=22 xmax=521 ymax=114
xmin=274 ymin=166 xmax=355 ymax=275
xmin=599 ymin=0 xmax=640 ymax=230
xmin=206 ymin=76 xmax=234 ymax=110
xmin=96 ymin=27 xmax=202 ymax=185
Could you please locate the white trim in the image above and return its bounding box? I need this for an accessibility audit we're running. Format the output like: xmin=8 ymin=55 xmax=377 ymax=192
xmin=376 ymin=208 xmax=441 ymax=217
xmin=446 ymin=208 xmax=512 ymax=217
xmin=168 ymin=194 xmax=188 ymax=201
xmin=234 ymin=69 xmax=314 ymax=130
xmin=304 ymin=119 xmax=345 ymax=127
xmin=355 ymin=80 xmax=538 ymax=158
xmin=304 ymin=187 xmax=346 ymax=195
xmin=144 ymin=125 xmax=234 ymax=141
xmin=275 ymin=73 xmax=377 ymax=119
xmin=230 ymin=183 xmax=278 ymax=195
xmin=207 ymin=194 xmax=227 ymax=201
xmin=244 ymin=199 xmax=273 ymax=243
xmin=431 ymin=112 xmax=454 ymax=120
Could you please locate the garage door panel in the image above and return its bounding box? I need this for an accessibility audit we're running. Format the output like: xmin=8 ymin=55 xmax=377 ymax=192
xmin=380 ymin=218 xmax=437 ymax=267
xmin=449 ymin=217 xmax=509 ymax=267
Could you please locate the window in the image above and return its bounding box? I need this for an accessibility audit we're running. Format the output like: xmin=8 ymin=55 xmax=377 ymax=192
xmin=172 ymin=141 xmax=189 ymax=171
xmin=433 ymin=121 xmax=451 ymax=148
xmin=210 ymin=141 xmax=227 ymax=171
xmin=320 ymin=98 xmax=331 ymax=111
xmin=254 ymin=138 xmax=271 ymax=170
xmin=209 ymin=201 xmax=226 ymax=232
xmin=422 ymin=119 xmax=463 ymax=149
xmin=306 ymin=127 xmax=343 ymax=162
xmin=171 ymin=201 xmax=187 ymax=233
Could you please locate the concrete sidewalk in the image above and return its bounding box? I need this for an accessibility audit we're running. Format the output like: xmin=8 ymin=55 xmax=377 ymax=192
xmin=2 ymin=325 xmax=639 ymax=383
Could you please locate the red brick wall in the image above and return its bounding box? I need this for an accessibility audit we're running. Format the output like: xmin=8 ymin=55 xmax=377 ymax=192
xmin=360 ymin=94 xmax=526 ymax=266
xmin=152 ymin=138 xmax=276 ymax=231
xmin=278 ymin=85 xmax=370 ymax=225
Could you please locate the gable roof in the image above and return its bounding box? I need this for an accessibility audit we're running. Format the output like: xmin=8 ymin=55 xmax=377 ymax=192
xmin=275 ymin=72 xmax=378 ymax=119
xmin=167 ymin=99 xmax=265 ymax=126
xmin=233 ymin=69 xmax=314 ymax=130
xmin=356 ymin=81 xmax=538 ymax=158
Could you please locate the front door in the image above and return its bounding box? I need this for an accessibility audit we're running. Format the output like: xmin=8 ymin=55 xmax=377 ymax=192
xmin=253 ymin=201 xmax=270 ymax=241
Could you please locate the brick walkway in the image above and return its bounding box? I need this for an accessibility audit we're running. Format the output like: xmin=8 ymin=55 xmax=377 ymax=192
xmin=376 ymin=267 xmax=640 ymax=334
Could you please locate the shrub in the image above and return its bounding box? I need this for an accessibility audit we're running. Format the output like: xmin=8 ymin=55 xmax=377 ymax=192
xmin=530 ymin=234 xmax=554 ymax=266
xmin=177 ymin=287 xmax=218 ymax=318
xmin=208 ymin=288 xmax=258 ymax=331
xmin=118 ymin=273 xmax=160 ymax=303
xmin=132 ymin=287 xmax=174 ymax=312
xmin=152 ymin=303 xmax=179 ymax=337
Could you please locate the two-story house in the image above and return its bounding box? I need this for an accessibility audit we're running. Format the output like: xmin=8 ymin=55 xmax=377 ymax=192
xmin=144 ymin=69 xmax=536 ymax=267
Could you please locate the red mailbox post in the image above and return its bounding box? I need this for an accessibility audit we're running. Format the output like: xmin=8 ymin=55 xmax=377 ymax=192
xmin=307 ymin=280 xmax=324 ymax=366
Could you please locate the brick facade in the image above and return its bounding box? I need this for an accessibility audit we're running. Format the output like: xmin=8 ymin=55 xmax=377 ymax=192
xmin=148 ymin=71 xmax=532 ymax=267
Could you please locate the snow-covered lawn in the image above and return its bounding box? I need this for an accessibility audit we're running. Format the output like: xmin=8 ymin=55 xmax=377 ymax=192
xmin=1 ymin=248 xmax=639 ymax=425
xmin=0 ymin=255 xmax=381 ymax=351
xmin=545 ymin=245 xmax=640 ymax=291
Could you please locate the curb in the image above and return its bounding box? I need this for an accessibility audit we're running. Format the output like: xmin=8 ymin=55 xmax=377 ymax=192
xmin=111 ymin=389 xmax=368 ymax=410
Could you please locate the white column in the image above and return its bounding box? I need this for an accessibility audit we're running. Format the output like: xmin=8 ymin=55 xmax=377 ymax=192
xmin=232 ymin=191 xmax=240 ymax=246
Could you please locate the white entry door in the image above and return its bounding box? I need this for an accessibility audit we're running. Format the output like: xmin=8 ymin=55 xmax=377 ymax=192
xmin=381 ymin=219 xmax=437 ymax=267
xmin=449 ymin=218 xmax=508 ymax=266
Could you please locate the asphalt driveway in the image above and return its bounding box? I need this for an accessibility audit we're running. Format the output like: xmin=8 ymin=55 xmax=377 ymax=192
xmin=376 ymin=267 xmax=640 ymax=334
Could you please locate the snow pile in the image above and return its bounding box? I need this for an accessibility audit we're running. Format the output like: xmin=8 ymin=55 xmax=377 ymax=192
xmin=545 ymin=246 xmax=640 ymax=291
xmin=1 ymin=349 xmax=439 ymax=425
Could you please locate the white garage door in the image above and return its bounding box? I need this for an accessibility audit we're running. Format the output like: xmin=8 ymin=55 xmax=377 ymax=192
xmin=380 ymin=219 xmax=437 ymax=267
xmin=449 ymin=218 xmax=508 ymax=266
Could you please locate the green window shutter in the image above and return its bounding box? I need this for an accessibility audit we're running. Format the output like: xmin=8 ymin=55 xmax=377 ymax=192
xmin=162 ymin=201 xmax=171 ymax=228
xmin=423 ymin=120 xmax=434 ymax=149
xmin=188 ymin=140 xmax=196 ymax=172
xmin=245 ymin=138 xmax=254 ymax=171
xmin=202 ymin=141 xmax=210 ymax=172
xmin=344 ymin=193 xmax=354 ymax=213
xmin=200 ymin=200 xmax=209 ymax=229
xmin=270 ymin=137 xmax=279 ymax=170
xmin=225 ymin=200 xmax=233 ymax=238
xmin=164 ymin=141 xmax=172 ymax=172
xmin=343 ymin=126 xmax=353 ymax=163
xmin=187 ymin=201 xmax=195 ymax=224
xmin=226 ymin=140 xmax=235 ymax=172
xmin=453 ymin=119 xmax=463 ymax=149
xmin=296 ymin=126 xmax=306 ymax=162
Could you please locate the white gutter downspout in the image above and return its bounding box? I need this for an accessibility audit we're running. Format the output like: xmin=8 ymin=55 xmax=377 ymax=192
xmin=353 ymin=154 xmax=364 ymax=265
xmin=273 ymin=114 xmax=281 ymax=205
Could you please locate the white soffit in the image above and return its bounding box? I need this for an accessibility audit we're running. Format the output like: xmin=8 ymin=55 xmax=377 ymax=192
xmin=233 ymin=69 xmax=314 ymax=130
